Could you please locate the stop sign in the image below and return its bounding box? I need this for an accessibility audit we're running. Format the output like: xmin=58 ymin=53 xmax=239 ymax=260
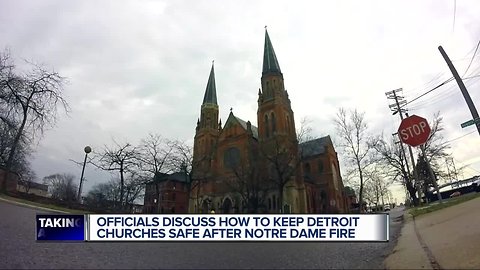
xmin=397 ymin=115 xmax=431 ymax=147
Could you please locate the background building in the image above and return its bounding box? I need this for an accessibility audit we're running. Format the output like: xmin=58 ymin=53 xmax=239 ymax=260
xmin=16 ymin=181 xmax=49 ymax=197
xmin=143 ymin=171 xmax=190 ymax=214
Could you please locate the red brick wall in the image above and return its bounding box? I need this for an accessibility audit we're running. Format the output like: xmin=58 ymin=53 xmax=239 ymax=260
xmin=144 ymin=180 xmax=190 ymax=214
xmin=0 ymin=168 xmax=19 ymax=193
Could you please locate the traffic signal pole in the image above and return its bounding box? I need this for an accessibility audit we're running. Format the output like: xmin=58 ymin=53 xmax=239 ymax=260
xmin=438 ymin=46 xmax=480 ymax=135
xmin=386 ymin=89 xmax=422 ymax=204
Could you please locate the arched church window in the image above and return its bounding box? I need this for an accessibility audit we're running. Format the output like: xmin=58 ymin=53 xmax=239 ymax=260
xmin=304 ymin=162 xmax=311 ymax=179
xmin=331 ymin=163 xmax=339 ymax=190
xmin=286 ymin=115 xmax=290 ymax=132
xmin=264 ymin=114 xmax=270 ymax=138
xmin=223 ymin=147 xmax=241 ymax=170
xmin=318 ymin=160 xmax=324 ymax=174
xmin=271 ymin=112 xmax=276 ymax=133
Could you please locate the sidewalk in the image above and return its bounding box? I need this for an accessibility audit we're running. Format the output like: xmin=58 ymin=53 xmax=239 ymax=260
xmin=0 ymin=195 xmax=71 ymax=213
xmin=384 ymin=196 xmax=480 ymax=269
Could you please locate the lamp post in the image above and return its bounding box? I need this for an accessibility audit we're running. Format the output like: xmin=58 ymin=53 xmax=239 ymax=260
xmin=77 ymin=146 xmax=92 ymax=203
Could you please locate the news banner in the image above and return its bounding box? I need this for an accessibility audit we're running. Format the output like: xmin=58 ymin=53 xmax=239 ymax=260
xmin=36 ymin=214 xmax=389 ymax=242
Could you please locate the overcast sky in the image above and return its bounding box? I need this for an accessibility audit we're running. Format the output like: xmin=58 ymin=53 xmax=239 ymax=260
xmin=1 ymin=0 xmax=480 ymax=203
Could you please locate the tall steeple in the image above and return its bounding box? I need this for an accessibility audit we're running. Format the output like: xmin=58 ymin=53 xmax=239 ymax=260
xmin=202 ymin=62 xmax=217 ymax=105
xmin=194 ymin=63 xmax=220 ymax=176
xmin=262 ymin=29 xmax=282 ymax=76
xmin=197 ymin=62 xmax=219 ymax=132
xmin=257 ymin=28 xmax=297 ymax=142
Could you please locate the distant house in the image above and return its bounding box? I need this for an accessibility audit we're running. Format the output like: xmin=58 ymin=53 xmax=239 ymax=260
xmin=344 ymin=186 xmax=357 ymax=211
xmin=143 ymin=171 xmax=190 ymax=214
xmin=17 ymin=181 xmax=49 ymax=197
xmin=130 ymin=203 xmax=144 ymax=214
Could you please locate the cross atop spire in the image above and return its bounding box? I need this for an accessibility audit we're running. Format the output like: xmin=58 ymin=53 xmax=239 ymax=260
xmin=262 ymin=28 xmax=282 ymax=75
xmin=202 ymin=62 xmax=217 ymax=105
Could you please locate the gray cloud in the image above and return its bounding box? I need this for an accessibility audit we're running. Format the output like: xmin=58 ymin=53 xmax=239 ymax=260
xmin=1 ymin=0 xmax=480 ymax=202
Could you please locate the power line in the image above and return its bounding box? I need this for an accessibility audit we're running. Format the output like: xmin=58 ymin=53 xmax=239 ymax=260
xmin=464 ymin=74 xmax=480 ymax=80
xmin=453 ymin=0 xmax=457 ymax=32
xmin=405 ymin=74 xmax=480 ymax=110
xmin=444 ymin=130 xmax=476 ymax=144
xmin=400 ymin=77 xmax=454 ymax=109
xmin=462 ymin=39 xmax=480 ymax=77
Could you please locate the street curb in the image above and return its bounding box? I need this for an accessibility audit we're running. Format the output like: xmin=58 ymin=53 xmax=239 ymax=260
xmin=384 ymin=211 xmax=433 ymax=270
xmin=0 ymin=196 xmax=71 ymax=213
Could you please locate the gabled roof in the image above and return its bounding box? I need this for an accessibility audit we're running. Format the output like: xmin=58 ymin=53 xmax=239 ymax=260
xmin=299 ymin=135 xmax=333 ymax=158
xmin=153 ymin=171 xmax=190 ymax=183
xmin=223 ymin=111 xmax=259 ymax=139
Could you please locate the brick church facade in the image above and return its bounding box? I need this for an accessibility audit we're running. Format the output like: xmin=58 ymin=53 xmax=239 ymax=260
xmin=189 ymin=30 xmax=348 ymax=214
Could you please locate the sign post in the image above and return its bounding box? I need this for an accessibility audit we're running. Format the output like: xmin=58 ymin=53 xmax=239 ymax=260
xmin=398 ymin=115 xmax=442 ymax=203
xmin=460 ymin=118 xmax=480 ymax=128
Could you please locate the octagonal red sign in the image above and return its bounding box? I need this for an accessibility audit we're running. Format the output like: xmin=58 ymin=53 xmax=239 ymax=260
xmin=397 ymin=115 xmax=431 ymax=147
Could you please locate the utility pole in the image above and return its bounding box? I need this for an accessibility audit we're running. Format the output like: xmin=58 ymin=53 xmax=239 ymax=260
xmin=438 ymin=46 xmax=480 ymax=135
xmin=445 ymin=157 xmax=458 ymax=183
xmin=394 ymin=137 xmax=410 ymax=202
xmin=386 ymin=88 xmax=422 ymax=204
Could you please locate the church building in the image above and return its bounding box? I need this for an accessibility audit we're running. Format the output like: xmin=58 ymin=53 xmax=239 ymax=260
xmin=189 ymin=30 xmax=348 ymax=214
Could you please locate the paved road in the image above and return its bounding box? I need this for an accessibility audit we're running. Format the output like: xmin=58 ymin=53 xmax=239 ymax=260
xmin=0 ymin=201 xmax=404 ymax=269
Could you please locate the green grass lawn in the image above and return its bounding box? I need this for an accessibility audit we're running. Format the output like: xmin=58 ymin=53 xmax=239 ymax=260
xmin=0 ymin=194 xmax=92 ymax=214
xmin=409 ymin=192 xmax=480 ymax=217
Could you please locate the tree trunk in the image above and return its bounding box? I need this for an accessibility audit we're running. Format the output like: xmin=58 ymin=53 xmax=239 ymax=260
xmin=357 ymin=162 xmax=364 ymax=213
xmin=279 ymin=185 xmax=284 ymax=213
xmin=402 ymin=170 xmax=418 ymax=206
xmin=155 ymin=182 xmax=160 ymax=213
xmin=119 ymin=166 xmax=125 ymax=209
xmin=2 ymin=107 xmax=28 ymax=193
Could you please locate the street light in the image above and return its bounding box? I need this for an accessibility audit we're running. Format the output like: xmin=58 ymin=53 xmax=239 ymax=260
xmin=77 ymin=146 xmax=92 ymax=203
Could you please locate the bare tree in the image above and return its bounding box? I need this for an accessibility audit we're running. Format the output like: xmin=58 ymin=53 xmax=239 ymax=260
xmin=0 ymin=120 xmax=33 ymax=179
xmin=136 ymin=134 xmax=178 ymax=212
xmin=85 ymin=178 xmax=121 ymax=211
xmin=422 ymin=112 xmax=451 ymax=183
xmin=91 ymin=140 xmax=139 ymax=208
xmin=18 ymin=165 xmax=37 ymax=194
xmin=363 ymin=165 xmax=391 ymax=209
xmin=187 ymin=140 xmax=214 ymax=213
xmin=371 ymin=135 xmax=420 ymax=205
xmin=0 ymin=50 xmax=69 ymax=191
xmin=260 ymin=116 xmax=318 ymax=213
xmin=334 ymin=108 xmax=375 ymax=212
xmin=123 ymin=172 xmax=147 ymax=210
xmin=42 ymin=173 xmax=77 ymax=203
xmin=137 ymin=134 xmax=177 ymax=177
xmin=226 ymin=155 xmax=269 ymax=213
xmin=297 ymin=117 xmax=317 ymax=144
xmin=262 ymin=137 xmax=301 ymax=213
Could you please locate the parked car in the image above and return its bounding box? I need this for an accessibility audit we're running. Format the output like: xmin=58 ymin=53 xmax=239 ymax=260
xmin=450 ymin=191 xmax=461 ymax=198
xmin=472 ymin=180 xmax=480 ymax=192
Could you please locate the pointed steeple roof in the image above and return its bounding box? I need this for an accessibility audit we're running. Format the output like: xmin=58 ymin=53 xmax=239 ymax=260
xmin=202 ymin=62 xmax=217 ymax=105
xmin=262 ymin=29 xmax=282 ymax=75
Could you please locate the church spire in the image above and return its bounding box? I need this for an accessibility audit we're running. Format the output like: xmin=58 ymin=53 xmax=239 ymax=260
xmin=262 ymin=28 xmax=282 ymax=75
xmin=202 ymin=61 xmax=217 ymax=105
